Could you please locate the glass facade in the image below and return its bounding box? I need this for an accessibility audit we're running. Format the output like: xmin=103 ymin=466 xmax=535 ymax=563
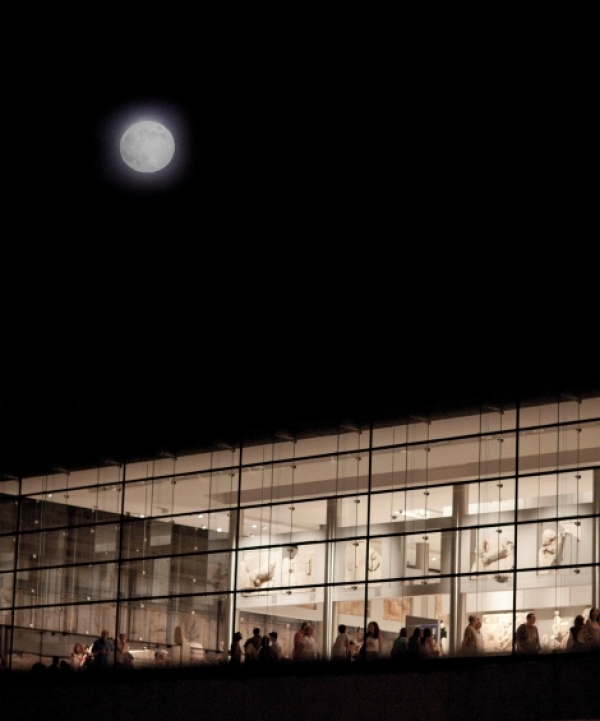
xmin=1 ymin=396 xmax=599 ymax=669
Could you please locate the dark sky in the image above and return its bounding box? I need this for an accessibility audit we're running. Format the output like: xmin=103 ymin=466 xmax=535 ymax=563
xmin=1 ymin=39 xmax=596 ymax=476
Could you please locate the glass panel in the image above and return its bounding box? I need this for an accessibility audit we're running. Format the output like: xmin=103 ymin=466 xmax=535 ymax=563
xmin=518 ymin=470 xmax=594 ymax=522
xmin=120 ymin=599 xmax=165 ymax=648
xmin=514 ymin=567 xmax=593 ymax=653
xmin=335 ymin=495 xmax=368 ymax=538
xmin=240 ymin=456 xmax=338 ymax=506
xmin=235 ymin=590 xmax=325 ymax=661
xmin=520 ymin=400 xmax=560 ymax=429
xmin=172 ymin=448 xmax=239 ymax=475
xmin=403 ymin=487 xmax=451 ymax=533
xmin=458 ymin=574 xmax=516 ymax=655
xmin=378 ymin=530 xmax=454 ymax=583
xmin=121 ymin=514 xmax=231 ymax=560
xmin=372 ymin=422 xmax=409 ymax=449
xmin=10 ymin=602 xmax=117 ymax=669
xmin=578 ymin=420 xmax=600 ymax=466
xmin=295 ymin=433 xmax=338 ymax=458
xmin=337 ymin=429 xmax=366 ymax=454
xmin=336 ymin=452 xmax=369 ymax=496
xmin=124 ymin=473 xmax=211 ymax=518
xmin=20 ymin=471 xmax=70 ymax=497
xmin=332 ymin=538 xmax=381 ymax=587
xmin=0 ymin=534 xmax=16 ymax=571
xmin=237 ymin=542 xmax=324 ymax=595
xmin=520 ymin=413 xmax=599 ymax=474
xmin=15 ymin=562 xmax=118 ymax=606
xmin=580 ymin=395 xmax=600 ymax=420
xmin=120 ymin=551 xmax=232 ymax=599
xmin=17 ymin=525 xmax=106 ymax=569
xmin=292 ymin=456 xmax=339 ymax=500
xmin=0 ymin=479 xmax=19 ymax=534
xmin=20 ymin=467 xmax=121 ymax=496
xmin=517 ymin=519 xmax=592 ymax=571
xmin=371 ymin=588 xmax=449 ymax=658
xmin=272 ymin=439 xmax=295 ymax=463
xmin=332 ymin=583 xmax=365 ymax=659
xmin=0 ymin=570 xmax=14 ymax=609
xmin=20 ymin=484 xmax=122 ymax=531
xmin=465 ymin=478 xmax=516 ymax=527
xmin=461 ymin=525 xmax=515 ymax=578
xmin=373 ymin=410 xmax=518 ymax=449
xmin=124 ymin=595 xmax=220 ymax=664
xmin=374 ymin=435 xmax=516 ymax=492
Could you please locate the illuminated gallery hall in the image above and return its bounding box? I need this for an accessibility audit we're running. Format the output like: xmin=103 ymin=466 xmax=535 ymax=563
xmin=1 ymin=394 xmax=599 ymax=668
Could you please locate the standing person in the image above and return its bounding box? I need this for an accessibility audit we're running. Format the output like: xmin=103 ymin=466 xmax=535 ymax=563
xmin=407 ymin=628 xmax=422 ymax=657
xmin=258 ymin=635 xmax=278 ymax=664
xmin=268 ymin=632 xmax=282 ymax=660
xmin=230 ymin=632 xmax=243 ymax=664
xmin=516 ymin=612 xmax=541 ymax=654
xmin=115 ymin=633 xmax=132 ymax=669
xmin=243 ymin=628 xmax=261 ymax=664
xmin=363 ymin=621 xmax=382 ymax=660
xmin=90 ymin=629 xmax=114 ymax=669
xmin=461 ymin=615 xmax=484 ymax=656
xmin=567 ymin=615 xmax=585 ymax=652
xmin=579 ymin=607 xmax=600 ymax=650
xmin=70 ymin=643 xmax=87 ymax=671
xmin=420 ymin=628 xmax=439 ymax=658
xmin=293 ymin=622 xmax=308 ymax=660
xmin=390 ymin=627 xmax=408 ymax=661
xmin=300 ymin=624 xmax=319 ymax=661
xmin=331 ymin=624 xmax=351 ymax=661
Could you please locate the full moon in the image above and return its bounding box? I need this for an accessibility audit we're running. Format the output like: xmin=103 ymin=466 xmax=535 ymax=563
xmin=120 ymin=120 xmax=175 ymax=173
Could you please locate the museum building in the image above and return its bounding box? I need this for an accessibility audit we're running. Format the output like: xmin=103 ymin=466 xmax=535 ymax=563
xmin=1 ymin=394 xmax=599 ymax=668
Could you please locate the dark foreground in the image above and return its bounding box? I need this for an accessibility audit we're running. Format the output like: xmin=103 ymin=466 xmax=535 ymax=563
xmin=1 ymin=653 xmax=599 ymax=721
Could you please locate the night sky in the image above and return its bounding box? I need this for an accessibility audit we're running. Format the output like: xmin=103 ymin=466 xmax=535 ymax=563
xmin=2 ymin=38 xmax=596 ymax=477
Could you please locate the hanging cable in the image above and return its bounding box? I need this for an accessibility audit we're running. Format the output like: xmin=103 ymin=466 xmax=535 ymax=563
xmin=495 ymin=410 xmax=505 ymax=582
xmin=573 ymin=399 xmax=582 ymax=572
xmin=350 ymin=451 xmax=361 ymax=591
xmin=286 ymin=439 xmax=297 ymax=595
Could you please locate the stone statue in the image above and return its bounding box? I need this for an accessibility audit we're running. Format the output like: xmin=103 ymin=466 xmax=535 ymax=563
xmin=240 ymin=550 xmax=277 ymax=591
xmin=538 ymin=521 xmax=580 ymax=574
xmin=282 ymin=545 xmax=314 ymax=588
xmin=550 ymin=610 xmax=569 ymax=651
xmin=471 ymin=534 xmax=514 ymax=582
xmin=538 ymin=529 xmax=566 ymax=573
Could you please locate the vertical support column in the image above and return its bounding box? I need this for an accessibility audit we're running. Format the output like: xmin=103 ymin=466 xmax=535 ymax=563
xmin=228 ymin=445 xmax=244 ymax=648
xmin=362 ymin=424 xmax=374 ymax=636
xmin=449 ymin=483 xmax=468 ymax=655
xmin=511 ymin=402 xmax=521 ymax=655
xmin=322 ymin=498 xmax=337 ymax=659
xmin=223 ymin=508 xmax=238 ymax=653
xmin=8 ymin=476 xmax=22 ymax=669
xmin=593 ymin=468 xmax=600 ymax=608
xmin=114 ymin=463 xmax=126 ymax=662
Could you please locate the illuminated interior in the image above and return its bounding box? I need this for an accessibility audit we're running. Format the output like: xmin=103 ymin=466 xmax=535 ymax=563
xmin=1 ymin=395 xmax=598 ymax=668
